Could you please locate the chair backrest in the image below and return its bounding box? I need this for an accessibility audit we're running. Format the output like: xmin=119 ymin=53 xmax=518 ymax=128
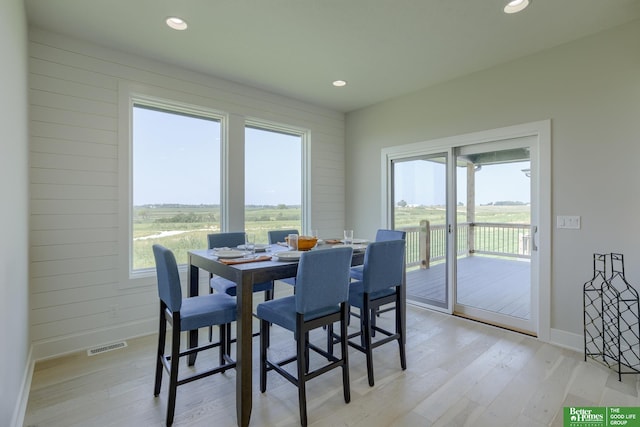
xmin=208 ymin=232 xmax=246 ymax=249
xmin=268 ymin=229 xmax=299 ymax=244
xmin=152 ymin=244 xmax=182 ymax=312
xmin=363 ymin=240 xmax=406 ymax=294
xmin=295 ymin=247 xmax=353 ymax=314
xmin=376 ymin=229 xmax=406 ymax=242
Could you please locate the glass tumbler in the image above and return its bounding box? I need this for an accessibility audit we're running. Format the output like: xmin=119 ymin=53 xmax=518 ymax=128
xmin=287 ymin=233 xmax=298 ymax=250
xmin=245 ymin=234 xmax=255 ymax=256
xmin=343 ymin=230 xmax=354 ymax=245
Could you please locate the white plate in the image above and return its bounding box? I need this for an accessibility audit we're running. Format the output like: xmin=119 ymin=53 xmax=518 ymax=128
xmin=340 ymin=238 xmax=369 ymax=244
xmin=214 ymin=249 xmax=247 ymax=259
xmin=332 ymin=244 xmax=367 ymax=252
xmin=274 ymin=250 xmax=304 ymax=261
xmin=237 ymin=244 xmax=269 ymax=252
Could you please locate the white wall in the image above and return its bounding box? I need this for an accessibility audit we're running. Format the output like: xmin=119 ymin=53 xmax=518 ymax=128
xmin=0 ymin=0 xmax=30 ymax=425
xmin=28 ymin=28 xmax=346 ymax=359
xmin=345 ymin=20 xmax=640 ymax=347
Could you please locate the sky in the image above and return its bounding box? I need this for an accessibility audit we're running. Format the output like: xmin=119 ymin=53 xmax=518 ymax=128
xmin=134 ymin=105 xmax=529 ymax=207
xmin=394 ymin=158 xmax=530 ymax=206
xmin=133 ymin=106 xmax=301 ymax=206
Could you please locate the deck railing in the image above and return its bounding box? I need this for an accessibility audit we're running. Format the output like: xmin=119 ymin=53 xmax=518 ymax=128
xmin=399 ymin=221 xmax=531 ymax=268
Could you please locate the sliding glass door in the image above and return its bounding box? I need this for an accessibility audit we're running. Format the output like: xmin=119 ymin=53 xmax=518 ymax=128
xmin=392 ymin=154 xmax=450 ymax=310
xmin=454 ymin=141 xmax=537 ymax=334
xmin=385 ymin=128 xmax=544 ymax=336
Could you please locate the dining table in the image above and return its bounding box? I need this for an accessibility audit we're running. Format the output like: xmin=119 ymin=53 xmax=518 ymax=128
xmin=187 ymin=243 xmax=366 ymax=427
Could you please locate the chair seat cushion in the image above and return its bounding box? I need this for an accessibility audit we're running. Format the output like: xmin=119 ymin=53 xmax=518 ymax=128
xmin=257 ymin=296 xmax=340 ymax=332
xmin=349 ymin=265 xmax=364 ymax=281
xmin=210 ymin=276 xmax=273 ymax=296
xmin=277 ymin=277 xmax=296 ymax=286
xmin=180 ymin=293 xmax=237 ymax=331
xmin=348 ymin=280 xmax=396 ymax=308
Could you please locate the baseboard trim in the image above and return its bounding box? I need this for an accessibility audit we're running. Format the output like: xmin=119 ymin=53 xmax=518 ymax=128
xmin=549 ymin=328 xmax=582 ymax=353
xmin=11 ymin=345 xmax=34 ymax=427
xmin=32 ymin=318 xmax=156 ymax=362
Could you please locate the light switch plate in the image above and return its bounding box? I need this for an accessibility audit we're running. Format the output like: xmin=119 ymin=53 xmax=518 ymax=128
xmin=557 ymin=215 xmax=581 ymax=229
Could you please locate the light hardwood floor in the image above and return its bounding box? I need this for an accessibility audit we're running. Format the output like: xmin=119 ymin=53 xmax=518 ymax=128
xmin=24 ymin=302 xmax=640 ymax=427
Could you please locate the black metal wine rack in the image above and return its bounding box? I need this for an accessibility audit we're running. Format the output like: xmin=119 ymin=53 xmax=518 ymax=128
xmin=583 ymin=253 xmax=640 ymax=380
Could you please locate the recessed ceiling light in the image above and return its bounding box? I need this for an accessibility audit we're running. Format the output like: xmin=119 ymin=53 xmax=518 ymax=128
xmin=166 ymin=16 xmax=188 ymax=30
xmin=504 ymin=0 xmax=530 ymax=14
xmin=332 ymin=80 xmax=347 ymax=87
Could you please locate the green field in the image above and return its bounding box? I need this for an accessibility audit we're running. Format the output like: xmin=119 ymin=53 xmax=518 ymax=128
xmin=393 ymin=204 xmax=530 ymax=228
xmin=133 ymin=204 xmax=530 ymax=270
xmin=133 ymin=205 xmax=302 ymax=269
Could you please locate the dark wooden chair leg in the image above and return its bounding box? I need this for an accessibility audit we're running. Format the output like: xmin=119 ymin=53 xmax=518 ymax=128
xmin=326 ymin=323 xmax=334 ymax=356
xmin=296 ymin=324 xmax=308 ymax=427
xmin=226 ymin=323 xmax=232 ymax=357
xmin=264 ymin=288 xmax=273 ymax=348
xmin=208 ymin=281 xmax=214 ymax=342
xmin=397 ymin=298 xmax=406 ymax=370
xmin=219 ymin=324 xmax=226 ymax=367
xmin=260 ymin=318 xmax=269 ymax=393
xmin=371 ymin=307 xmax=377 ymax=337
xmin=167 ymin=325 xmax=181 ymax=426
xmin=340 ymin=304 xmax=351 ymax=403
xmin=304 ymin=332 xmax=310 ymax=374
xmin=362 ymin=299 xmax=375 ymax=387
xmin=154 ymin=304 xmax=166 ymax=396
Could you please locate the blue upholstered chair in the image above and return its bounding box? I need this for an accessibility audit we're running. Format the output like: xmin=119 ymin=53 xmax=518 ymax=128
xmin=208 ymin=232 xmax=274 ymax=300
xmin=152 ymin=245 xmax=236 ymax=426
xmin=267 ymin=229 xmax=299 ymax=245
xmin=257 ymin=247 xmax=353 ymax=426
xmin=349 ymin=229 xmax=406 ymax=281
xmin=346 ymin=239 xmax=406 ymax=387
xmin=349 ymin=229 xmax=406 ymax=333
xmin=267 ymin=229 xmax=299 ymax=287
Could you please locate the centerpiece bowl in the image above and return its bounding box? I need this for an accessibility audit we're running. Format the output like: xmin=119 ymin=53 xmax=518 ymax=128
xmin=285 ymin=235 xmax=318 ymax=251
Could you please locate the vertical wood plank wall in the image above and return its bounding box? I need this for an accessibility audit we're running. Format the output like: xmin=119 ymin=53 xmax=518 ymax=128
xmin=28 ymin=27 xmax=346 ymax=360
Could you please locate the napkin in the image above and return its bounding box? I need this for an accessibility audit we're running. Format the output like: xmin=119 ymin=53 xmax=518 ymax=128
xmin=219 ymin=255 xmax=272 ymax=265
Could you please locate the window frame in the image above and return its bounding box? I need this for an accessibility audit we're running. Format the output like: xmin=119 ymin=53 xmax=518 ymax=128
xmin=119 ymin=85 xmax=228 ymax=285
xmin=243 ymin=119 xmax=310 ymax=240
xmin=118 ymin=84 xmax=312 ymax=288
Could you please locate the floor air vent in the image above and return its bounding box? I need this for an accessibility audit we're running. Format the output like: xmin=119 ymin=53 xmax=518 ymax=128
xmin=87 ymin=341 xmax=127 ymax=356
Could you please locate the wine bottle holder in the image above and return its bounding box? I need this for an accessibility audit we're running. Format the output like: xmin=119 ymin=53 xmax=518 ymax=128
xmin=583 ymin=253 xmax=640 ymax=380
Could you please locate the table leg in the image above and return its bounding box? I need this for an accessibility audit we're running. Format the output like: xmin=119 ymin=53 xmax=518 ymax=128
xmin=236 ymin=272 xmax=253 ymax=426
xmin=401 ymin=269 xmax=407 ymax=345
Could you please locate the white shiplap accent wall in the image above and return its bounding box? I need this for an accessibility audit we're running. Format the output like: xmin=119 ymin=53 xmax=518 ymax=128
xmin=28 ymin=27 xmax=346 ymax=360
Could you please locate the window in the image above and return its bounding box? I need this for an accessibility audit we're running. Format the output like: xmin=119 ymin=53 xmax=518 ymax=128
xmin=131 ymin=103 xmax=222 ymax=271
xmin=244 ymin=125 xmax=303 ymax=243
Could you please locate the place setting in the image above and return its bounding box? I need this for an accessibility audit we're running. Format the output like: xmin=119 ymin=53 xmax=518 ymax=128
xmin=328 ymin=229 xmax=369 ymax=252
xmin=273 ymin=233 xmax=317 ymax=261
xmin=273 ymin=250 xmax=304 ymax=261
xmin=211 ymin=235 xmax=273 ymax=265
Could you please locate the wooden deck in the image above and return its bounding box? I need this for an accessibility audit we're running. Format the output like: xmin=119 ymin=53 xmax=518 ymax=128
xmin=406 ymin=255 xmax=531 ymax=319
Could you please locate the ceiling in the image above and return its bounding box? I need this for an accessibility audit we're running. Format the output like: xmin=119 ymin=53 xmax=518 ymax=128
xmin=25 ymin=0 xmax=640 ymax=113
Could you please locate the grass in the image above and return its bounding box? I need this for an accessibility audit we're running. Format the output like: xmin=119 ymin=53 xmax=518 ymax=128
xmin=133 ymin=205 xmax=302 ymax=269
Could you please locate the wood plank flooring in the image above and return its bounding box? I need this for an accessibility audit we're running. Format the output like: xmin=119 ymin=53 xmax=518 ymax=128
xmin=24 ymin=298 xmax=640 ymax=427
